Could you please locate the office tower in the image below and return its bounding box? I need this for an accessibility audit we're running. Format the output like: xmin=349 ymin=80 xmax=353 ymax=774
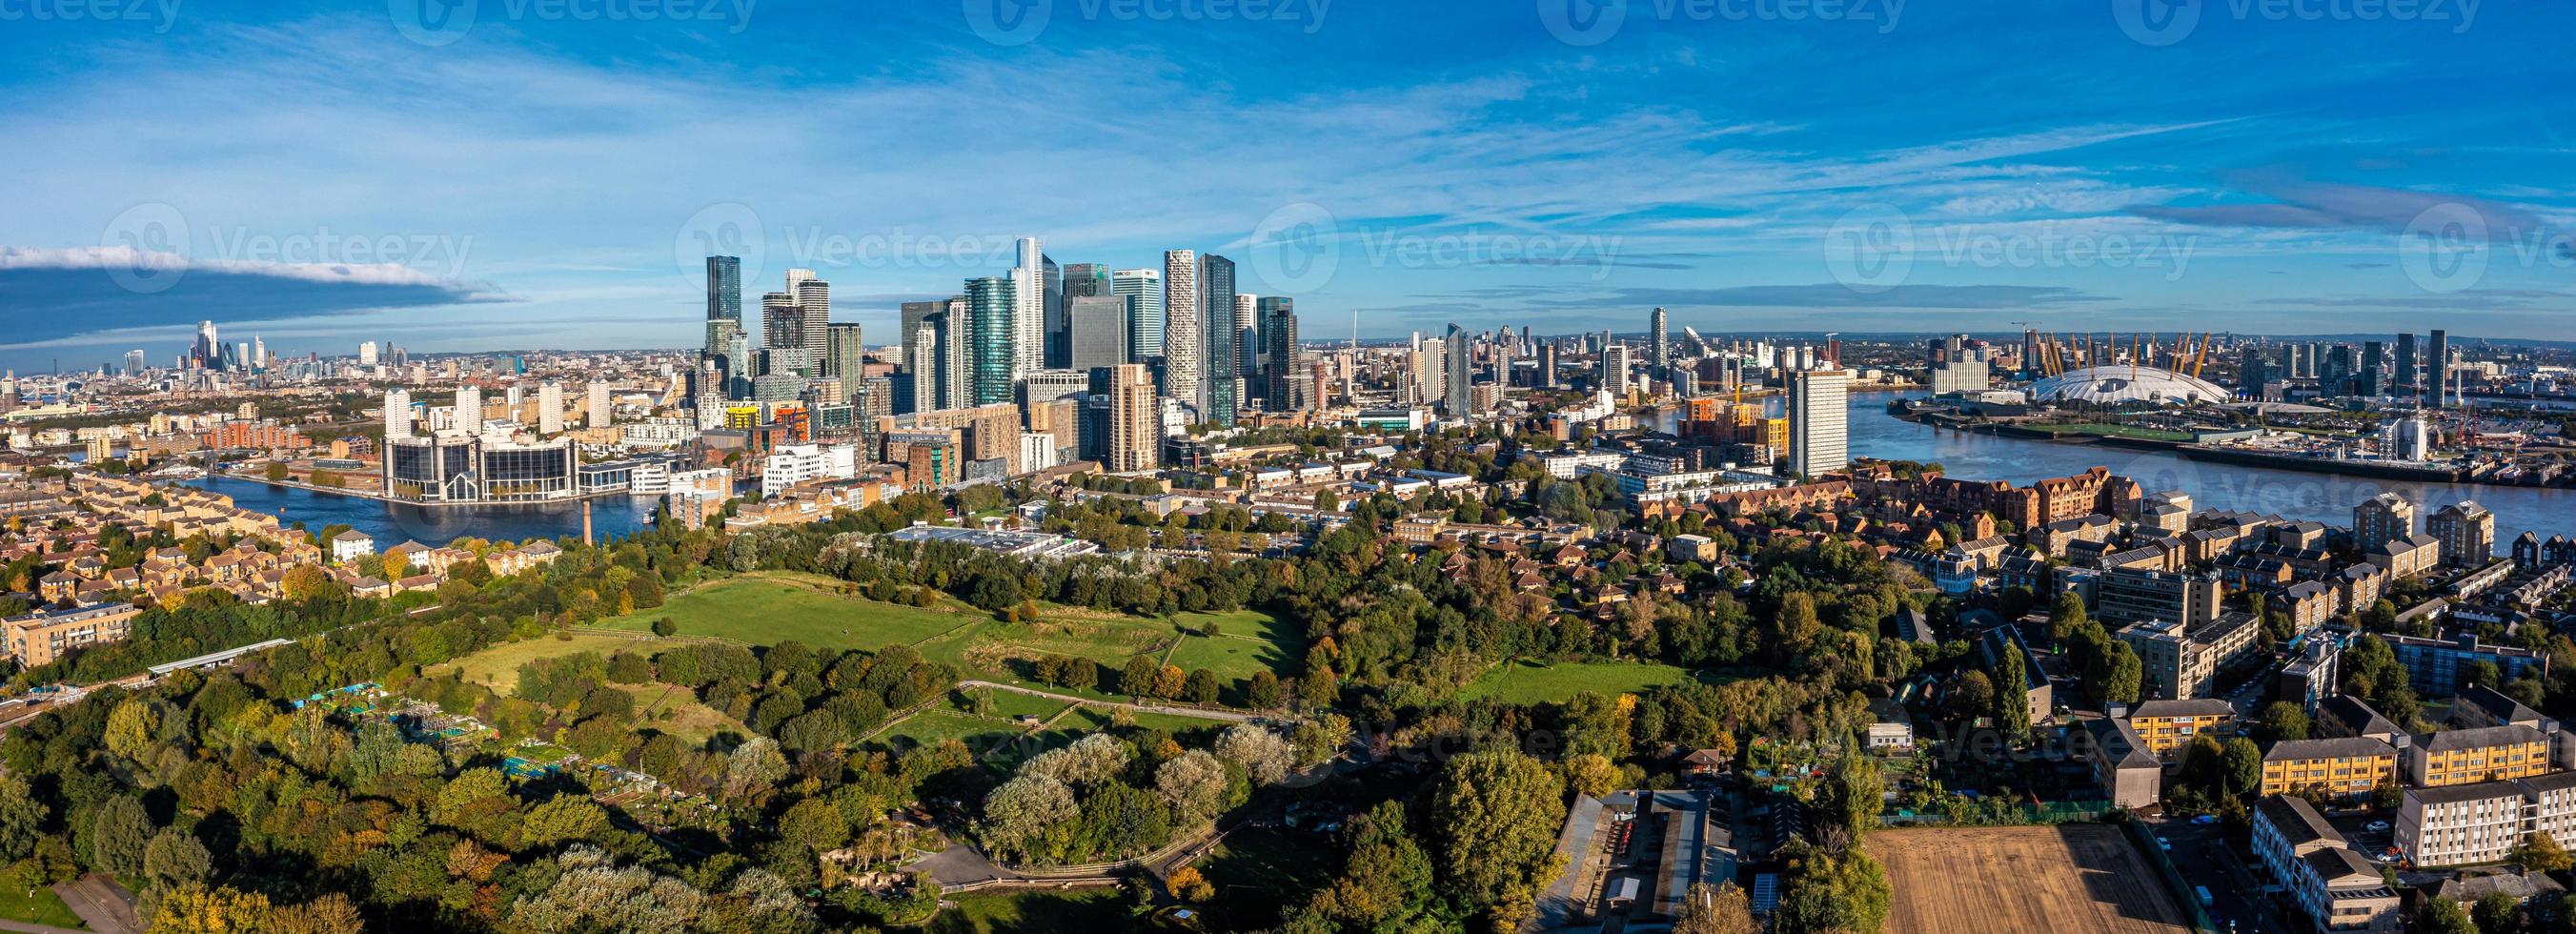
xmin=1066 ymin=295 xmax=1129 ymax=372
xmin=1042 ymin=253 xmax=1065 ymax=368
xmin=905 ymin=323 xmax=938 ymax=416
xmin=1104 ymin=363 xmax=1159 ymax=472
xmin=1650 ymin=306 xmax=1669 ymax=374
xmin=1163 ymin=251 xmax=1202 ymax=412
xmin=358 ymin=341 xmax=379 ymax=366
xmin=122 ymin=350 xmax=144 ymax=376
xmin=1063 ymin=263 xmax=1108 ymax=298
xmin=828 ymin=322 xmax=865 ymax=398
xmin=1259 ymin=297 xmax=1298 ymax=409
xmin=1201 ymin=254 xmax=1237 ymax=425
xmin=1233 ymin=294 xmax=1259 ymax=388
xmin=586 ymin=380 xmax=611 ymax=428
xmin=786 ymin=271 xmax=829 ymax=376
xmin=538 ymin=381 xmax=563 ymax=434
xmin=1444 ymin=324 xmax=1472 ymax=416
xmin=2354 ymin=493 xmax=2416 ymax=552
xmin=251 ymin=336 xmax=266 ymax=371
xmin=456 ymin=386 xmax=483 ymax=435
xmin=2362 ymin=340 xmax=2386 ymax=396
xmin=966 ymin=276 xmax=1018 ymax=406
xmin=2241 ymin=346 xmax=2275 ymax=398
xmin=1599 ymin=341 xmax=1633 ymax=396
xmin=193 ymin=320 xmax=218 ymax=368
xmin=1538 ymin=342 xmax=1559 ymax=389
xmin=1113 ymin=268 xmax=1165 ymax=363
xmin=2424 ymin=329 xmax=2449 ymax=406
xmin=384 ymin=389 xmax=412 ymax=439
xmin=761 ymin=291 xmax=800 ymax=351
xmin=1014 ymin=238 xmax=1045 ymax=380
xmin=705 ymin=255 xmax=741 ymax=322
xmin=2395 ymin=333 xmax=2418 ymax=393
xmin=1789 ymin=369 xmax=1850 ymax=477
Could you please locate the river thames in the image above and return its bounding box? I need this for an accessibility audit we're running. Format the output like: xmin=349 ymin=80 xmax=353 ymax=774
xmin=188 ymin=475 xmax=659 ymax=546
xmin=1842 ymin=391 xmax=2576 ymax=542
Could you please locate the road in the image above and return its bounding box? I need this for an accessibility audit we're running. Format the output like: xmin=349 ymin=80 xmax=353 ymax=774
xmin=2151 ymin=817 xmax=2290 ymax=934
xmin=52 ymin=875 xmax=140 ymax=934
xmin=956 ymin=680 xmax=1281 ymax=724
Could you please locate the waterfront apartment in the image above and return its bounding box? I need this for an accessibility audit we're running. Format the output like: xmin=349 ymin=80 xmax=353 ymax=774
xmin=2260 ymin=737 xmax=2400 ymax=802
xmin=2252 ymin=796 xmax=2404 ymax=933
xmin=2407 ymin=724 xmax=2552 ymax=787
xmin=2125 ymin=699 xmax=2237 ymax=761
xmin=2 ymin=603 xmax=142 ymax=668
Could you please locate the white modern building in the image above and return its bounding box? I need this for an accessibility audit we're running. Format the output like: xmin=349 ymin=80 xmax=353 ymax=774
xmin=761 ymin=442 xmax=860 ymax=497
xmin=1163 ymin=250 xmax=1201 ymax=411
xmin=1789 ymin=368 xmax=1850 ymax=477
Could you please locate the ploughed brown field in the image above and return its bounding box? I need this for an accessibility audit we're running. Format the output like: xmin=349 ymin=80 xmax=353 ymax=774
xmin=1865 ymin=825 xmax=2192 ymax=934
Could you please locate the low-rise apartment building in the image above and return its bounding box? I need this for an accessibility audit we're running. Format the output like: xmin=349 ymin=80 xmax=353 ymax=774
xmin=2408 ymin=724 xmax=2552 ymax=788
xmin=2126 ymin=699 xmax=2238 ymax=761
xmin=2261 ymin=737 xmax=2401 ymax=802
xmin=2252 ymin=796 xmax=2404 ymax=933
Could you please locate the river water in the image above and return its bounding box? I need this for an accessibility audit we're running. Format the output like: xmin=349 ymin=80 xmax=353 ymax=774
xmin=186 ymin=475 xmax=659 ymax=546
xmin=1841 ymin=392 xmax=2576 ymax=541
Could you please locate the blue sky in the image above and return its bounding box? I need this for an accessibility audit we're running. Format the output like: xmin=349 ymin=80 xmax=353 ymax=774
xmin=1 ymin=0 xmax=2570 ymax=373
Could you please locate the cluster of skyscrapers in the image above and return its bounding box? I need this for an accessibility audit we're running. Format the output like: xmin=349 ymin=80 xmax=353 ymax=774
xmin=695 ymin=237 xmax=1308 ymax=441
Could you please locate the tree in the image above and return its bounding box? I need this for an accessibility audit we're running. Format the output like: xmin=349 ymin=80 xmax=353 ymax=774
xmin=1154 ymin=751 xmax=1229 ymax=826
xmin=1024 ymin=734 xmax=1131 ymax=787
xmin=2221 ymin=737 xmax=2263 ymax=799
xmin=1427 ymin=749 xmax=1567 ymax=929
xmin=1772 ymin=839 xmax=1891 ymax=934
xmin=1183 ymin=669 xmax=1220 ymax=704
xmin=87 ymin=796 xmax=153 ymax=877
xmin=1247 ymin=670 xmax=1285 ymax=708
xmin=1818 ymin=753 xmax=1885 ymax=841
xmin=651 ymin=618 xmax=678 ymax=637
xmin=2256 ymin=701 xmax=2312 ymax=744
xmin=2417 ymin=897 xmax=2476 ymax=934
xmin=1993 ymin=640 xmax=2031 ymax=740
xmin=2048 ymin=590 xmax=2088 ymax=645
xmin=2472 ymin=892 xmax=2520 ymax=934
xmin=1215 ymin=725 xmax=1295 ymax=785
xmin=142 ymin=827 xmax=212 ymax=892
xmin=779 ymin=797 xmax=849 ymax=852
xmin=2515 ymin=830 xmax=2574 ymax=873
xmin=1121 ymin=656 xmax=1161 ymax=697
xmin=1673 ymin=882 xmax=1759 ymax=934
xmin=1166 ymin=865 xmax=1215 ymax=902
xmin=981 ymin=775 xmax=1078 ymax=862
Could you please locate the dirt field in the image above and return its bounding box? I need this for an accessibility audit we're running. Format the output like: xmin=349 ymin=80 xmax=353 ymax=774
xmin=1866 ymin=825 xmax=2193 ymax=934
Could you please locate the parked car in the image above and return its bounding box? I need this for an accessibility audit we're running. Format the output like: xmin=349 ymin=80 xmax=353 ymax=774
xmin=2191 ymin=814 xmax=2220 ymax=826
xmin=2365 ymin=820 xmax=2391 ymax=832
xmin=2158 ymin=836 xmax=2172 ymax=853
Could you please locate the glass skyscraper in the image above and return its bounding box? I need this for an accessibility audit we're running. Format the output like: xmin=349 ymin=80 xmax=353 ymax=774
xmin=705 ymin=255 xmax=740 ymax=322
xmin=1112 ymin=268 xmax=1164 ymax=364
xmin=1200 ymin=254 xmax=1237 ymax=426
xmin=965 ymin=276 xmax=1019 ymax=407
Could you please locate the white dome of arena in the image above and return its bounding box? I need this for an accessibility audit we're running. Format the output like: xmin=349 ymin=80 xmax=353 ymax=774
xmin=2027 ymin=365 xmax=2233 ymax=405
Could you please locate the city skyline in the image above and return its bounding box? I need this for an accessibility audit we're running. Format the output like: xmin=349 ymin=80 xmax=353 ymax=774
xmin=2 ymin=4 xmax=2572 ymax=372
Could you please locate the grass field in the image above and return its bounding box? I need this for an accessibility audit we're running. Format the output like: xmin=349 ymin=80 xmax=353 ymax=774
xmin=428 ymin=632 xmax=749 ymax=743
xmin=2031 ymin=422 xmax=2195 ymax=442
xmin=595 ymin=572 xmax=1303 ymax=701
xmin=595 ymin=571 xmax=982 ymax=650
xmin=1191 ymin=827 xmax=1338 ymax=930
xmin=1867 ymin=826 xmax=2191 ymax=934
xmin=928 ymin=888 xmax=1127 ymax=934
xmin=1457 ymin=660 xmax=1708 ymax=704
xmin=0 ymin=883 xmax=84 ymax=930
xmin=439 ymin=631 xmax=693 ymax=695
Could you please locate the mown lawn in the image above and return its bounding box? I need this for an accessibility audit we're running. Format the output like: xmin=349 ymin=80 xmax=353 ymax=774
xmin=594 ymin=572 xmax=1305 ymax=700
xmin=594 ymin=571 xmax=982 ymax=650
xmin=0 ymin=883 xmax=85 ymax=930
xmin=437 ymin=632 xmax=691 ymax=695
xmin=929 ymin=887 xmax=1128 ymax=934
xmin=1457 ymin=660 xmax=1712 ymax=704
